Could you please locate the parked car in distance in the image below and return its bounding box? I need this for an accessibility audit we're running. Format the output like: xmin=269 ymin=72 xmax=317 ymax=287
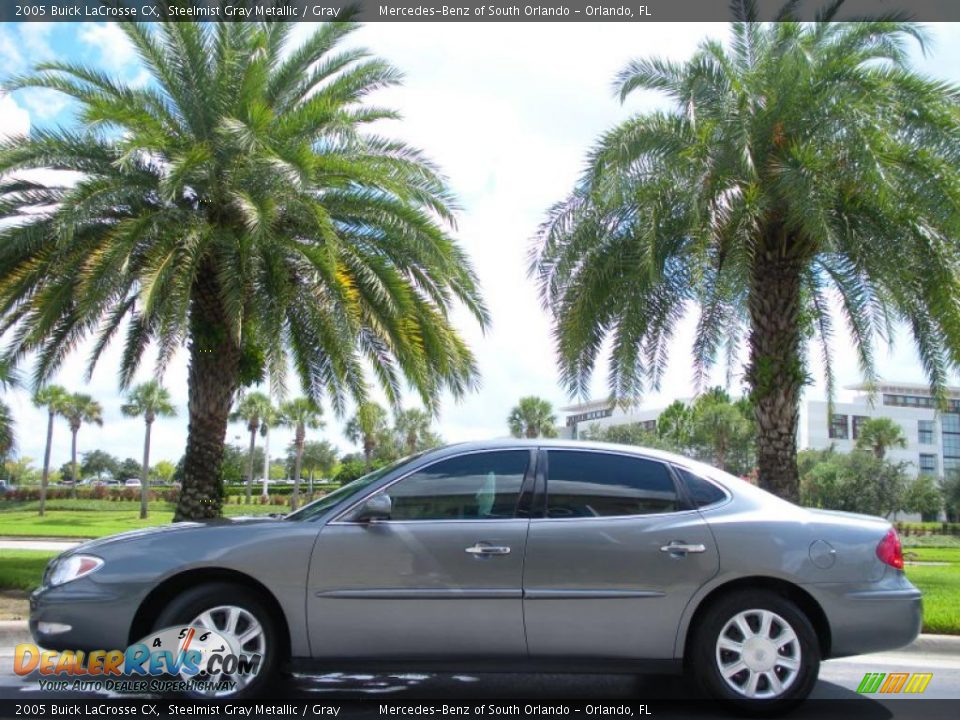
xmin=29 ymin=440 xmax=921 ymax=711
xmin=124 ymin=478 xmax=141 ymax=487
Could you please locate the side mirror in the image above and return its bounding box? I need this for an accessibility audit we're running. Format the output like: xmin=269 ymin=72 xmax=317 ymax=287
xmin=354 ymin=493 xmax=392 ymax=523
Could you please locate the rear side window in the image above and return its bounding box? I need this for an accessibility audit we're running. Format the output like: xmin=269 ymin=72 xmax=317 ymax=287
xmin=545 ymin=451 xmax=680 ymax=518
xmin=678 ymin=468 xmax=728 ymax=508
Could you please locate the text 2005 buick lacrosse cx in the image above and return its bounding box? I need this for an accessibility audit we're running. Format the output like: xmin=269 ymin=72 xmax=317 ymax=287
xmin=30 ymin=440 xmax=921 ymax=711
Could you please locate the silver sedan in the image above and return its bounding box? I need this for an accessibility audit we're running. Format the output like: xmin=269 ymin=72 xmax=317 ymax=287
xmin=30 ymin=440 xmax=921 ymax=713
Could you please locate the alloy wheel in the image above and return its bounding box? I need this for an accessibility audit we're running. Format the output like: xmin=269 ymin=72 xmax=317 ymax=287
xmin=714 ymin=608 xmax=802 ymax=699
xmin=185 ymin=604 xmax=267 ymax=697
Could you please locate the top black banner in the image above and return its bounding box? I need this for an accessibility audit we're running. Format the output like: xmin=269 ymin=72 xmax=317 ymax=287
xmin=4 ymin=0 xmax=960 ymax=23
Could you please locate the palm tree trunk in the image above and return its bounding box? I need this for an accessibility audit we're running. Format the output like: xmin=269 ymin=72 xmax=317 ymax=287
xmin=38 ymin=410 xmax=54 ymax=517
xmin=291 ymin=429 xmax=305 ymax=512
xmin=363 ymin=438 xmax=373 ymax=469
xmin=140 ymin=420 xmax=152 ymax=520
xmin=308 ymin=468 xmax=314 ymax=500
xmin=747 ymin=239 xmax=803 ymax=503
xmin=174 ymin=267 xmax=241 ymax=521
xmin=69 ymin=428 xmax=78 ymax=499
xmin=261 ymin=427 xmax=270 ymax=499
xmin=245 ymin=427 xmax=256 ymax=505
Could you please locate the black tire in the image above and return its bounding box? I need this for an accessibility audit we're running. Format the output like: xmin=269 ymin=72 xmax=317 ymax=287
xmin=688 ymin=590 xmax=820 ymax=716
xmin=152 ymin=582 xmax=281 ymax=699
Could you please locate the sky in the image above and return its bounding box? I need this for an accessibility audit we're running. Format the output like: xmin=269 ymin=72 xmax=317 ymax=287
xmin=1 ymin=20 xmax=960 ymax=471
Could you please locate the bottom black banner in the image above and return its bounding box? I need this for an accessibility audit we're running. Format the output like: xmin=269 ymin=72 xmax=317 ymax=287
xmin=1 ymin=700 xmax=959 ymax=720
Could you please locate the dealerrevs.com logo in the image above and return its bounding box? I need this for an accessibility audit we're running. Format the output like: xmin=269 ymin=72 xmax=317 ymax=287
xmin=14 ymin=625 xmax=261 ymax=694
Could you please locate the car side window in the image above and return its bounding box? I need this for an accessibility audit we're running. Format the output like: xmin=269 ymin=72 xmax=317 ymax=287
xmin=386 ymin=451 xmax=530 ymax=521
xmin=545 ymin=451 xmax=680 ymax=518
xmin=677 ymin=468 xmax=728 ymax=508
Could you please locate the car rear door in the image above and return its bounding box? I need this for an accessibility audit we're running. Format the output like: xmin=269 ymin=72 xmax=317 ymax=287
xmin=522 ymin=448 xmax=719 ymax=660
xmin=307 ymin=449 xmax=534 ymax=660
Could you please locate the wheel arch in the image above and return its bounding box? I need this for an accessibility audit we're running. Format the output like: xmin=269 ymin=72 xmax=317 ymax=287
xmin=128 ymin=567 xmax=292 ymax=661
xmin=679 ymin=576 xmax=832 ymax=664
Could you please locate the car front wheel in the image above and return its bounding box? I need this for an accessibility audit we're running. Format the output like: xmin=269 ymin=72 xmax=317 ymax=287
xmin=690 ymin=590 xmax=820 ymax=714
xmin=152 ymin=582 xmax=280 ymax=698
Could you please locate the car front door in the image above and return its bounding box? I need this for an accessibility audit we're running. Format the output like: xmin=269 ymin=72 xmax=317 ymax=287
xmin=307 ymin=449 xmax=534 ymax=660
xmin=522 ymin=449 xmax=720 ymax=660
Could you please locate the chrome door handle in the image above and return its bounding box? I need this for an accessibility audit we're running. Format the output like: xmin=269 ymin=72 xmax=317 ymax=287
xmin=660 ymin=542 xmax=707 ymax=554
xmin=465 ymin=543 xmax=511 ymax=556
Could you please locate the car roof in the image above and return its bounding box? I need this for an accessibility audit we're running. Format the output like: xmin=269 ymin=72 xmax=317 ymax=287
xmin=421 ymin=437 xmax=696 ymax=464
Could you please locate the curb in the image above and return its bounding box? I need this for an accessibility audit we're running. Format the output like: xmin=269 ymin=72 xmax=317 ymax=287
xmin=903 ymin=634 xmax=960 ymax=655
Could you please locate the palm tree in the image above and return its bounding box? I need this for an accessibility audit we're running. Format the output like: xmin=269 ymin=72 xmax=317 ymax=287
xmin=394 ymin=407 xmax=440 ymax=455
xmin=31 ymin=384 xmax=69 ymax=516
xmin=533 ymin=4 xmax=960 ymax=502
xmin=656 ymin=400 xmax=693 ymax=450
xmin=0 ymin=361 xmax=16 ymax=467
xmin=280 ymin=398 xmax=324 ymax=511
xmin=689 ymin=392 xmax=753 ymax=473
xmin=345 ymin=402 xmax=390 ymax=469
xmin=508 ymin=396 xmax=558 ymax=439
xmin=0 ymin=19 xmax=488 ymax=520
xmin=60 ymin=393 xmax=103 ymax=499
xmin=121 ymin=380 xmax=177 ymax=519
xmin=298 ymin=440 xmax=338 ymax=500
xmin=855 ymin=417 xmax=907 ymax=460
xmin=230 ymin=391 xmax=271 ymax=505
xmin=258 ymin=401 xmax=279 ymax=500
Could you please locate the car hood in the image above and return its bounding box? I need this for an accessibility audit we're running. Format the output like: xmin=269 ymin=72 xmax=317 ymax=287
xmin=71 ymin=516 xmax=282 ymax=554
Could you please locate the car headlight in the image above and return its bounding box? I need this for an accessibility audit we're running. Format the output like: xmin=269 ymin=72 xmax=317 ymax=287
xmin=48 ymin=555 xmax=104 ymax=587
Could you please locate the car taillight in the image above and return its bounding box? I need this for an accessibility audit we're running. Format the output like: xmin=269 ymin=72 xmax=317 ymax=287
xmin=876 ymin=528 xmax=904 ymax=570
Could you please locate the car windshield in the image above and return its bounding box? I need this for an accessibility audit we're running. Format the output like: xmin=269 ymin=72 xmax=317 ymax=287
xmin=284 ymin=453 xmax=425 ymax=522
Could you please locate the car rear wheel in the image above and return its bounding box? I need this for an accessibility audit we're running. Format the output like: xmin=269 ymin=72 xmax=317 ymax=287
xmin=152 ymin=582 xmax=280 ymax=698
xmin=689 ymin=590 xmax=819 ymax=714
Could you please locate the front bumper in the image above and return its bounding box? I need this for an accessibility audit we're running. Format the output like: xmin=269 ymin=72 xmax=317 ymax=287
xmin=806 ymin=573 xmax=923 ymax=659
xmin=30 ymin=578 xmax=141 ymax=652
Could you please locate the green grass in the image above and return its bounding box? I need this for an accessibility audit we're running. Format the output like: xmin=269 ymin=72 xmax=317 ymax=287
xmin=0 ymin=550 xmax=57 ymax=591
xmin=905 ymin=547 xmax=960 ymax=563
xmin=0 ymin=503 xmax=287 ymax=538
xmin=906 ymin=564 xmax=960 ymax=635
xmin=901 ymin=534 xmax=960 ymax=548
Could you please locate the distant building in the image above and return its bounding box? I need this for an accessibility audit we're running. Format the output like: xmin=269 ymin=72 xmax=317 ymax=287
xmin=801 ymin=382 xmax=960 ymax=479
xmin=558 ymin=398 xmax=671 ymax=440
xmin=561 ymin=380 xmax=960 ymax=480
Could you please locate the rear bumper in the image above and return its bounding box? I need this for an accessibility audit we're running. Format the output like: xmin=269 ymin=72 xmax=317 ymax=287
xmin=806 ymin=574 xmax=922 ymax=658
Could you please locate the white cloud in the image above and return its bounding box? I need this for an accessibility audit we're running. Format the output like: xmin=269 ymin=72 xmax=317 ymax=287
xmin=19 ymin=88 xmax=69 ymax=120
xmin=18 ymin=23 xmax=53 ymax=64
xmin=0 ymin=27 xmax=25 ymax=74
xmin=0 ymin=93 xmax=30 ymax=139
xmin=78 ymin=22 xmax=140 ymax=82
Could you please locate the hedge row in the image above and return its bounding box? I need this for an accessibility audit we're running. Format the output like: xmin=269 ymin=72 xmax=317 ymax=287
xmin=223 ymin=483 xmax=338 ymax=496
xmin=896 ymin=522 xmax=960 ymax=536
xmin=0 ymin=486 xmax=180 ymax=503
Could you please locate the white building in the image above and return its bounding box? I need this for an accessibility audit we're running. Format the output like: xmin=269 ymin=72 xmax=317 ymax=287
xmin=558 ymin=398 xmax=670 ymax=440
xmin=800 ymin=382 xmax=960 ymax=478
xmin=561 ymin=380 xmax=960 ymax=479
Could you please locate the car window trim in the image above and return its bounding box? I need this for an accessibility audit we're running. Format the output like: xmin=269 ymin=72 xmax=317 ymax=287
xmin=538 ymin=447 xmax=696 ymax=521
xmin=329 ymin=447 xmax=537 ymax=525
